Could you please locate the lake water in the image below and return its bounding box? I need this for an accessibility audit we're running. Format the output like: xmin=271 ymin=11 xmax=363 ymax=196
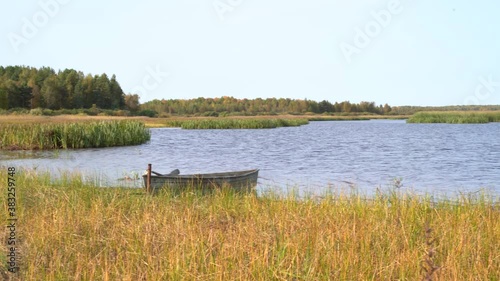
xmin=2 ymin=120 xmax=499 ymax=196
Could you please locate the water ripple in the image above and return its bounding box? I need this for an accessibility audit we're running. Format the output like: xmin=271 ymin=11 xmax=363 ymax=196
xmin=2 ymin=120 xmax=500 ymax=195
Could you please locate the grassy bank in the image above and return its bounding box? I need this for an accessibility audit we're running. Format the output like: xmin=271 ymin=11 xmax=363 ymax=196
xmin=407 ymin=111 xmax=500 ymax=124
xmin=0 ymin=120 xmax=150 ymax=150
xmin=1 ymin=170 xmax=498 ymax=280
xmin=164 ymin=118 xmax=309 ymax=129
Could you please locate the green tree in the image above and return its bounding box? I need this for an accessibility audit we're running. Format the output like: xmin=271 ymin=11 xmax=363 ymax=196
xmin=0 ymin=87 xmax=8 ymax=109
xmin=72 ymin=80 xmax=85 ymax=108
xmin=41 ymin=75 xmax=63 ymax=109
xmin=2 ymin=80 xmax=32 ymax=109
xmin=109 ymin=75 xmax=125 ymax=109
xmin=81 ymin=74 xmax=95 ymax=108
xmin=59 ymin=69 xmax=81 ymax=108
xmin=318 ymin=100 xmax=333 ymax=113
xmin=94 ymin=74 xmax=111 ymax=108
xmin=307 ymin=100 xmax=319 ymax=113
xmin=28 ymin=79 xmax=42 ymax=109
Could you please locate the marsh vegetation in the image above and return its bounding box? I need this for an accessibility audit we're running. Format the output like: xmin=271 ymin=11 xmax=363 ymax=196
xmin=0 ymin=120 xmax=150 ymax=150
xmin=163 ymin=118 xmax=310 ymax=129
xmin=1 ymin=170 xmax=498 ymax=280
xmin=407 ymin=111 xmax=500 ymax=124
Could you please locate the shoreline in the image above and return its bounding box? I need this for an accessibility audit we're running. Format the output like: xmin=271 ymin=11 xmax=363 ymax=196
xmin=1 ymin=169 xmax=498 ymax=280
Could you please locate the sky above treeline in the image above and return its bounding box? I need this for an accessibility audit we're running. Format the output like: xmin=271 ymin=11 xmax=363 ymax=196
xmin=2 ymin=0 xmax=499 ymax=106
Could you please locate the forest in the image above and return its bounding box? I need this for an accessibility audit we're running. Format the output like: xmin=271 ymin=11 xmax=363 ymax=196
xmin=140 ymin=97 xmax=392 ymax=116
xmin=2 ymin=65 xmax=499 ymax=117
xmin=139 ymin=97 xmax=500 ymax=117
xmin=0 ymin=65 xmax=130 ymax=111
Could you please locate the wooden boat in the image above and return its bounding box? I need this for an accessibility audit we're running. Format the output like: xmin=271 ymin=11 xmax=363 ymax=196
xmin=143 ymin=168 xmax=259 ymax=193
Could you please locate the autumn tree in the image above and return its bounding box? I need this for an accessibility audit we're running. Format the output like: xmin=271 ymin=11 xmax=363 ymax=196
xmin=124 ymin=94 xmax=140 ymax=112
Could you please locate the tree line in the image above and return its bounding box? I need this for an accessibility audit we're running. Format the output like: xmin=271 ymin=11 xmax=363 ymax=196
xmin=2 ymin=66 xmax=498 ymax=117
xmin=139 ymin=98 xmax=500 ymax=116
xmin=140 ymin=97 xmax=393 ymax=116
xmin=0 ymin=65 xmax=131 ymax=110
xmin=1 ymin=66 xmax=392 ymax=116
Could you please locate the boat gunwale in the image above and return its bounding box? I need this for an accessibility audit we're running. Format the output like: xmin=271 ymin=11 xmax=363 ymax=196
xmin=143 ymin=169 xmax=259 ymax=180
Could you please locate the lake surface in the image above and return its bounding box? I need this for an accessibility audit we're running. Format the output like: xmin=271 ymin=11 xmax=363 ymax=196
xmin=2 ymin=120 xmax=500 ymax=196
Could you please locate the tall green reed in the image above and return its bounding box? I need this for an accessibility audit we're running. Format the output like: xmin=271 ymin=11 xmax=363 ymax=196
xmin=164 ymin=118 xmax=309 ymax=129
xmin=0 ymin=120 xmax=150 ymax=150
xmin=407 ymin=111 xmax=500 ymax=124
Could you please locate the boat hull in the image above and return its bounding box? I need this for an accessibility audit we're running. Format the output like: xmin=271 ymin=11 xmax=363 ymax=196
xmin=143 ymin=169 xmax=259 ymax=193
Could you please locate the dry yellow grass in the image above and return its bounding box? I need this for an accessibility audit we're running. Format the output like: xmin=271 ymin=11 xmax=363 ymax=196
xmin=1 ymin=170 xmax=498 ymax=280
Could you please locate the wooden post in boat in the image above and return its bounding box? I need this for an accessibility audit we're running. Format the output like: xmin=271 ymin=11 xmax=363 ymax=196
xmin=147 ymin=164 xmax=152 ymax=193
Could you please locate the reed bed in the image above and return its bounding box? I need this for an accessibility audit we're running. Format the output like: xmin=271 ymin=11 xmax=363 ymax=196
xmin=407 ymin=111 xmax=500 ymax=124
xmin=1 ymin=169 xmax=498 ymax=280
xmin=0 ymin=121 xmax=150 ymax=150
xmin=308 ymin=116 xmax=406 ymax=121
xmin=164 ymin=118 xmax=309 ymax=129
xmin=308 ymin=117 xmax=371 ymax=121
xmin=0 ymin=114 xmax=149 ymax=125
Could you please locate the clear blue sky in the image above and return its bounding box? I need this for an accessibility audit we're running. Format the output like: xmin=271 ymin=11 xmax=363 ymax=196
xmin=2 ymin=0 xmax=499 ymax=106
